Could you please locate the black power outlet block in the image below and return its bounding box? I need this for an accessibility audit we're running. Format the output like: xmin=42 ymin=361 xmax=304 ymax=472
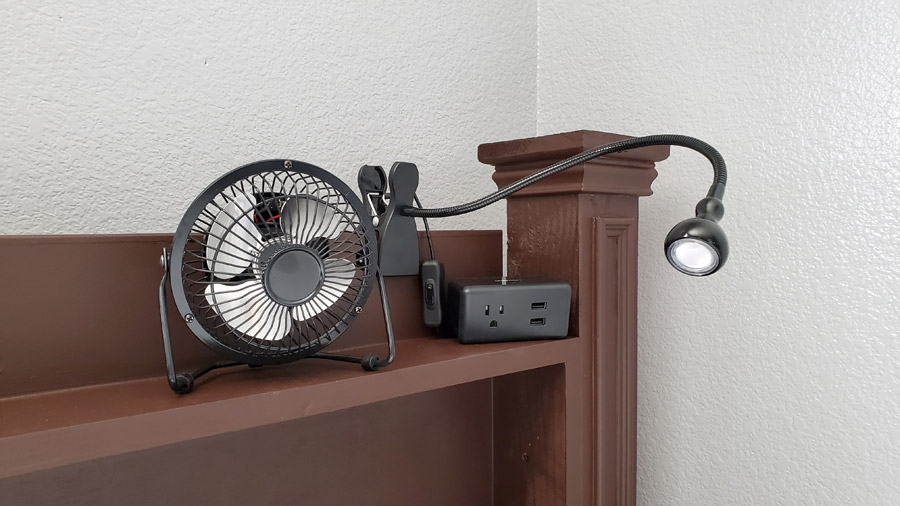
xmin=440 ymin=278 xmax=571 ymax=344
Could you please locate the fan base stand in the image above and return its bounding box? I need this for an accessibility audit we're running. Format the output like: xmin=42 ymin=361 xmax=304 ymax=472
xmin=170 ymin=361 xmax=248 ymax=394
xmin=311 ymin=352 xmax=382 ymax=371
xmin=159 ymin=249 xmax=396 ymax=394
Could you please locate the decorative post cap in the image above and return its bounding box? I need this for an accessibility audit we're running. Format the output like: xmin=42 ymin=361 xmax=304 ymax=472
xmin=480 ymin=130 xmax=670 ymax=197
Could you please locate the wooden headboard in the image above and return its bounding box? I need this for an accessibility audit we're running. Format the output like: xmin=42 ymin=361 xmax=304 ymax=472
xmin=0 ymin=130 xmax=667 ymax=506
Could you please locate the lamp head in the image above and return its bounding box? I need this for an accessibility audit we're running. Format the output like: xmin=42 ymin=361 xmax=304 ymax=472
xmin=664 ymin=197 xmax=729 ymax=276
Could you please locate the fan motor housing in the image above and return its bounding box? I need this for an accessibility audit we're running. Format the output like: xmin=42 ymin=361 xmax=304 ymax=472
xmin=259 ymin=245 xmax=324 ymax=306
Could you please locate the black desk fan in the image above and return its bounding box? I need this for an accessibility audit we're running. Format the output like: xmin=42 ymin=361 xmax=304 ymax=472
xmin=158 ymin=135 xmax=730 ymax=394
xmin=158 ymin=159 xmax=400 ymax=393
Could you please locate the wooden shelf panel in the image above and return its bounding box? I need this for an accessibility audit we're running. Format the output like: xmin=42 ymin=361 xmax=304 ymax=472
xmin=0 ymin=336 xmax=579 ymax=479
xmin=0 ymin=231 xmax=503 ymax=398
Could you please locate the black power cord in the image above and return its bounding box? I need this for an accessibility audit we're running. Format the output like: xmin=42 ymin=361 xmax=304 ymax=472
xmin=413 ymin=194 xmax=435 ymax=260
xmin=412 ymin=194 xmax=442 ymax=329
xmin=400 ymin=134 xmax=726 ymax=219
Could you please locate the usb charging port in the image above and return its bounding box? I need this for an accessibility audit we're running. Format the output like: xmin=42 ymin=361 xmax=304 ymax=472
xmin=531 ymin=302 xmax=547 ymax=310
xmin=530 ymin=318 xmax=545 ymax=326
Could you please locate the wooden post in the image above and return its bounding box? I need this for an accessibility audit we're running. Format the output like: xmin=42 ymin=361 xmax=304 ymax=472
xmin=480 ymin=130 xmax=669 ymax=506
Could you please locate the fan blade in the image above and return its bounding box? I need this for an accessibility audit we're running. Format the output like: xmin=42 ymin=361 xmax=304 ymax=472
xmin=281 ymin=196 xmax=343 ymax=244
xmin=206 ymin=195 xmax=263 ymax=280
xmin=205 ymin=282 xmax=291 ymax=341
xmin=292 ymin=258 xmax=354 ymax=321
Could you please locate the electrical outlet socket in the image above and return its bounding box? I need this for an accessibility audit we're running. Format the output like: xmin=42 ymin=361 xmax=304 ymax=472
xmin=440 ymin=279 xmax=571 ymax=344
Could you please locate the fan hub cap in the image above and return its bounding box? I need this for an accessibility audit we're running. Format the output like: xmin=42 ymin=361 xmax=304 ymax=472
xmin=260 ymin=245 xmax=324 ymax=306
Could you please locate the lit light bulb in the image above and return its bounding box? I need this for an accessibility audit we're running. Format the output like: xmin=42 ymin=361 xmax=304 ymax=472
xmin=664 ymin=208 xmax=729 ymax=277
xmin=667 ymin=238 xmax=719 ymax=275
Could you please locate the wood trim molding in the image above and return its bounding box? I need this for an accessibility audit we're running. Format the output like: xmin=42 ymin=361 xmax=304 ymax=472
xmin=594 ymin=217 xmax=638 ymax=505
xmin=483 ymin=130 xmax=667 ymax=197
xmin=479 ymin=130 xmax=670 ymax=167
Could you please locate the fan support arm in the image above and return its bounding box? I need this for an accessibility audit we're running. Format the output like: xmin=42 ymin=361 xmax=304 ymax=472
xmin=158 ymin=249 xmax=246 ymax=393
xmin=312 ymin=270 xmax=396 ymax=370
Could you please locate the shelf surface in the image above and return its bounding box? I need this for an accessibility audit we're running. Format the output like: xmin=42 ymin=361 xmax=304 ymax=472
xmin=0 ymin=336 xmax=579 ymax=479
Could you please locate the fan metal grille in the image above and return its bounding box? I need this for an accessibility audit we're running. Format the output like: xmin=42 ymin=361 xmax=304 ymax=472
xmin=170 ymin=160 xmax=376 ymax=364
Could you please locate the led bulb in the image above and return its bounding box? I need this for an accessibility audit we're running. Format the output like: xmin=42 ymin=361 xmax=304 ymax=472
xmin=664 ymin=216 xmax=728 ymax=276
xmin=667 ymin=238 xmax=719 ymax=275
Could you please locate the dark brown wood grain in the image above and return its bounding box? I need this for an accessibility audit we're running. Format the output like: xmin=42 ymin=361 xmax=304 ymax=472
xmin=0 ymin=231 xmax=501 ymax=398
xmin=482 ymin=129 xmax=669 ymax=506
xmin=493 ymin=365 xmax=567 ymax=506
xmin=0 ymin=337 xmax=579 ymax=478
xmin=1 ymin=382 xmax=494 ymax=506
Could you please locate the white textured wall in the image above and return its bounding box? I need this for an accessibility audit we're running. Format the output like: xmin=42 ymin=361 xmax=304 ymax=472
xmin=538 ymin=0 xmax=900 ymax=504
xmin=4 ymin=1 xmax=899 ymax=504
xmin=0 ymin=1 xmax=536 ymax=234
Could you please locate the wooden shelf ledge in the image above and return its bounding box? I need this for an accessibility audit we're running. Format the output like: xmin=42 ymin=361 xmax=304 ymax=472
xmin=0 ymin=336 xmax=580 ymax=479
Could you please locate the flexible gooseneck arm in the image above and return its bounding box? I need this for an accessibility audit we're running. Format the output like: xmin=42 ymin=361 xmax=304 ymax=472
xmin=399 ymin=134 xmax=727 ymax=218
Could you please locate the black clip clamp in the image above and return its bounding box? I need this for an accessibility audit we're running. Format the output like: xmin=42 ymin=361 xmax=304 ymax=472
xmin=358 ymin=163 xmax=420 ymax=276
